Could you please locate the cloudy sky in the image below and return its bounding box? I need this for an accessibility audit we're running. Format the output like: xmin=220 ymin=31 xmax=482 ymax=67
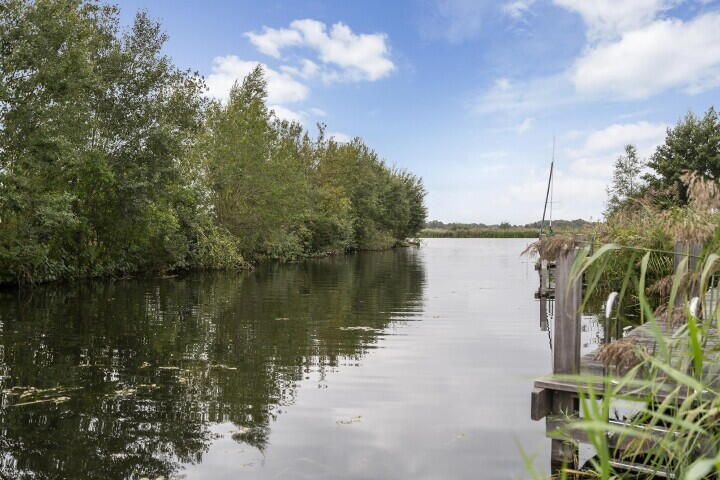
xmin=118 ymin=0 xmax=720 ymax=224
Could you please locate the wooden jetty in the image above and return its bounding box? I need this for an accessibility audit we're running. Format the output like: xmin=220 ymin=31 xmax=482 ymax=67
xmin=530 ymin=241 xmax=716 ymax=476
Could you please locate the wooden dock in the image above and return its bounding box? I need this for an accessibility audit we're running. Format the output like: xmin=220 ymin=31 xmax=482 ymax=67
xmin=529 ymin=243 xmax=717 ymax=475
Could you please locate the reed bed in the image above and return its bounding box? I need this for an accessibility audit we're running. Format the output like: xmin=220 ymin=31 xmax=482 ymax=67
xmin=526 ymin=245 xmax=720 ymax=479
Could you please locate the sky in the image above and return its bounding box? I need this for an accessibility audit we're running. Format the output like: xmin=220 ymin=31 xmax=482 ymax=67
xmin=116 ymin=0 xmax=720 ymax=224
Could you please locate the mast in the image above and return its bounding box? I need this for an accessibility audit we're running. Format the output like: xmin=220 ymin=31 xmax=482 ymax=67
xmin=540 ymin=137 xmax=555 ymax=235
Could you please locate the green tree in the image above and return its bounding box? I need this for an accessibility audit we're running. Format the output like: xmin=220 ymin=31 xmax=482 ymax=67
xmin=0 ymin=0 xmax=207 ymax=283
xmin=606 ymin=144 xmax=643 ymax=215
xmin=646 ymin=108 xmax=720 ymax=202
xmin=0 ymin=1 xmax=426 ymax=284
xmin=199 ymin=65 xmax=312 ymax=258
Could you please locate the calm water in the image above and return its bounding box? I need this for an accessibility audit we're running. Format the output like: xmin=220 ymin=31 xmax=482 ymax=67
xmin=0 ymin=238 xmax=552 ymax=479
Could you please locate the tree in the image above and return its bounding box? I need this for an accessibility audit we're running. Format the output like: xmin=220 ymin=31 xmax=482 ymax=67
xmin=0 ymin=1 xmax=427 ymax=284
xmin=199 ymin=65 xmax=317 ymax=258
xmin=0 ymin=0 xmax=206 ymax=283
xmin=646 ymin=108 xmax=720 ymax=202
xmin=606 ymin=144 xmax=643 ymax=215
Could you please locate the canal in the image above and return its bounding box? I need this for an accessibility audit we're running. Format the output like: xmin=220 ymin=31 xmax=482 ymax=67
xmin=0 ymin=238 xmax=551 ymax=479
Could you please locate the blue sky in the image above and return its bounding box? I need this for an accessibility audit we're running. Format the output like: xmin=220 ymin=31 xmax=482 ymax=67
xmin=117 ymin=0 xmax=720 ymax=224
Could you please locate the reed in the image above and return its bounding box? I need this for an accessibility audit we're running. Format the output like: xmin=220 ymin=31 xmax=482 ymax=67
xmin=526 ymin=245 xmax=720 ymax=478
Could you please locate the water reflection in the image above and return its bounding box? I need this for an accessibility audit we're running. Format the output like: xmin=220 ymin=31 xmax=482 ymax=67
xmin=0 ymin=249 xmax=425 ymax=479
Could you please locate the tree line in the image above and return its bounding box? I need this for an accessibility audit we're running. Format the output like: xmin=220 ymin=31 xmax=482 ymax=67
xmin=606 ymin=107 xmax=720 ymax=217
xmin=0 ymin=0 xmax=427 ymax=285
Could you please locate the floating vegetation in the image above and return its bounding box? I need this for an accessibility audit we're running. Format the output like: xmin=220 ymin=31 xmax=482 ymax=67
xmin=11 ymin=396 xmax=71 ymax=407
xmin=210 ymin=364 xmax=238 ymax=371
xmin=107 ymin=384 xmax=159 ymax=397
xmin=336 ymin=415 xmax=362 ymax=425
xmin=339 ymin=326 xmax=377 ymax=332
xmin=3 ymin=386 xmax=80 ymax=407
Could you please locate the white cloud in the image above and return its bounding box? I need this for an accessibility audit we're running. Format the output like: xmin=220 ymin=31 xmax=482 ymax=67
xmin=476 ymin=150 xmax=509 ymax=160
xmin=475 ymin=7 xmax=720 ymax=112
xmin=206 ymin=55 xmax=308 ymax=104
xmin=495 ymin=77 xmax=512 ymax=90
xmin=516 ymin=117 xmax=534 ymax=133
xmin=473 ymin=75 xmax=571 ymax=114
xmin=269 ymin=105 xmax=305 ymax=124
xmin=422 ymin=0 xmax=487 ymax=43
xmin=493 ymin=121 xmax=668 ymax=222
xmin=507 ymin=169 xmax=608 ymax=221
xmin=280 ymin=59 xmax=320 ymax=79
xmin=571 ymin=12 xmax=720 ymax=98
xmin=574 ymin=121 xmax=666 ymax=156
xmin=553 ymin=0 xmax=679 ymax=41
xmin=328 ymin=131 xmax=352 ymax=143
xmin=245 ymin=27 xmax=302 ymax=57
xmin=566 ymin=121 xmax=666 ymax=178
xmin=245 ymin=19 xmax=395 ymax=82
xmin=307 ymin=107 xmax=327 ymax=117
xmin=503 ymin=0 xmax=537 ymax=19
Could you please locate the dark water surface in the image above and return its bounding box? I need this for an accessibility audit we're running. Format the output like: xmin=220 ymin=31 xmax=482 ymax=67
xmin=0 ymin=238 xmax=551 ymax=479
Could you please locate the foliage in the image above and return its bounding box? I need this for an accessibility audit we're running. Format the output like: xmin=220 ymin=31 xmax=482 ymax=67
xmin=0 ymin=0 xmax=208 ymax=283
xmin=526 ymin=246 xmax=720 ymax=479
xmin=0 ymin=1 xmax=427 ymax=285
xmin=422 ymin=219 xmax=594 ymax=239
xmin=646 ymin=107 xmax=720 ymax=202
xmin=420 ymin=227 xmax=539 ymax=238
xmin=605 ymin=144 xmax=643 ymax=216
xmin=584 ymin=107 xmax=720 ymax=309
xmin=425 ymin=219 xmax=595 ymax=231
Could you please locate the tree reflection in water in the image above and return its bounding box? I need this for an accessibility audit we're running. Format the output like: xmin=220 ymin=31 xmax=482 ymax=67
xmin=0 ymin=249 xmax=425 ymax=479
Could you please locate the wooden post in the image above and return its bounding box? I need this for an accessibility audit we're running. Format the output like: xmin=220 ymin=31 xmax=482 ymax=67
xmin=673 ymin=241 xmax=685 ymax=308
xmin=689 ymin=243 xmax=701 ymax=298
xmin=539 ymin=259 xmax=550 ymax=330
xmin=550 ymin=246 xmax=581 ymax=470
xmin=553 ymin=249 xmax=581 ymax=376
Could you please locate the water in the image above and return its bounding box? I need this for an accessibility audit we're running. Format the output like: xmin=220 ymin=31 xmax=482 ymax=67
xmin=0 ymin=238 xmax=551 ymax=479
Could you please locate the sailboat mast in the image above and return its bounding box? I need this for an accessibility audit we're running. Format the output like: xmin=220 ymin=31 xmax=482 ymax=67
xmin=540 ymin=137 xmax=555 ymax=236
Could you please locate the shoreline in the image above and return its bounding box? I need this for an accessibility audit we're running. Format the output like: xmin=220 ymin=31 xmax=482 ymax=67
xmin=0 ymin=241 xmax=422 ymax=290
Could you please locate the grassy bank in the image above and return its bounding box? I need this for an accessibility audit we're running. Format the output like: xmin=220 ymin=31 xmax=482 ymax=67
xmin=419 ymin=219 xmax=594 ymax=238
xmin=419 ymin=227 xmax=539 ymax=238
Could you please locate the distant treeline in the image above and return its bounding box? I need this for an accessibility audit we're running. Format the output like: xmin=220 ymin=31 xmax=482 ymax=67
xmin=420 ymin=228 xmax=540 ymax=238
xmin=419 ymin=219 xmax=594 ymax=238
xmin=0 ymin=1 xmax=427 ymax=285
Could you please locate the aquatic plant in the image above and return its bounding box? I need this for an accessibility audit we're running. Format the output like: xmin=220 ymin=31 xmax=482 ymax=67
xmin=527 ymin=245 xmax=720 ymax=478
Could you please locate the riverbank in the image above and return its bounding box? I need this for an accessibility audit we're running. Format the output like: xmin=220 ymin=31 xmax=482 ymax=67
xmin=419 ymin=227 xmax=539 ymax=238
xmin=0 ymin=239 xmax=422 ymax=289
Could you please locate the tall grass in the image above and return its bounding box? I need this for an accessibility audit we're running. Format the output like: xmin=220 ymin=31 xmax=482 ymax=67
xmin=528 ymin=244 xmax=720 ymax=479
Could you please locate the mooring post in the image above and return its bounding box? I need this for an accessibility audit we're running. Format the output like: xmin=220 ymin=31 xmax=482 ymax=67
xmin=554 ymin=247 xmax=581 ymax=376
xmin=689 ymin=243 xmax=701 ymax=298
xmin=550 ymin=245 xmax=581 ymax=470
xmin=539 ymin=258 xmax=550 ymax=330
